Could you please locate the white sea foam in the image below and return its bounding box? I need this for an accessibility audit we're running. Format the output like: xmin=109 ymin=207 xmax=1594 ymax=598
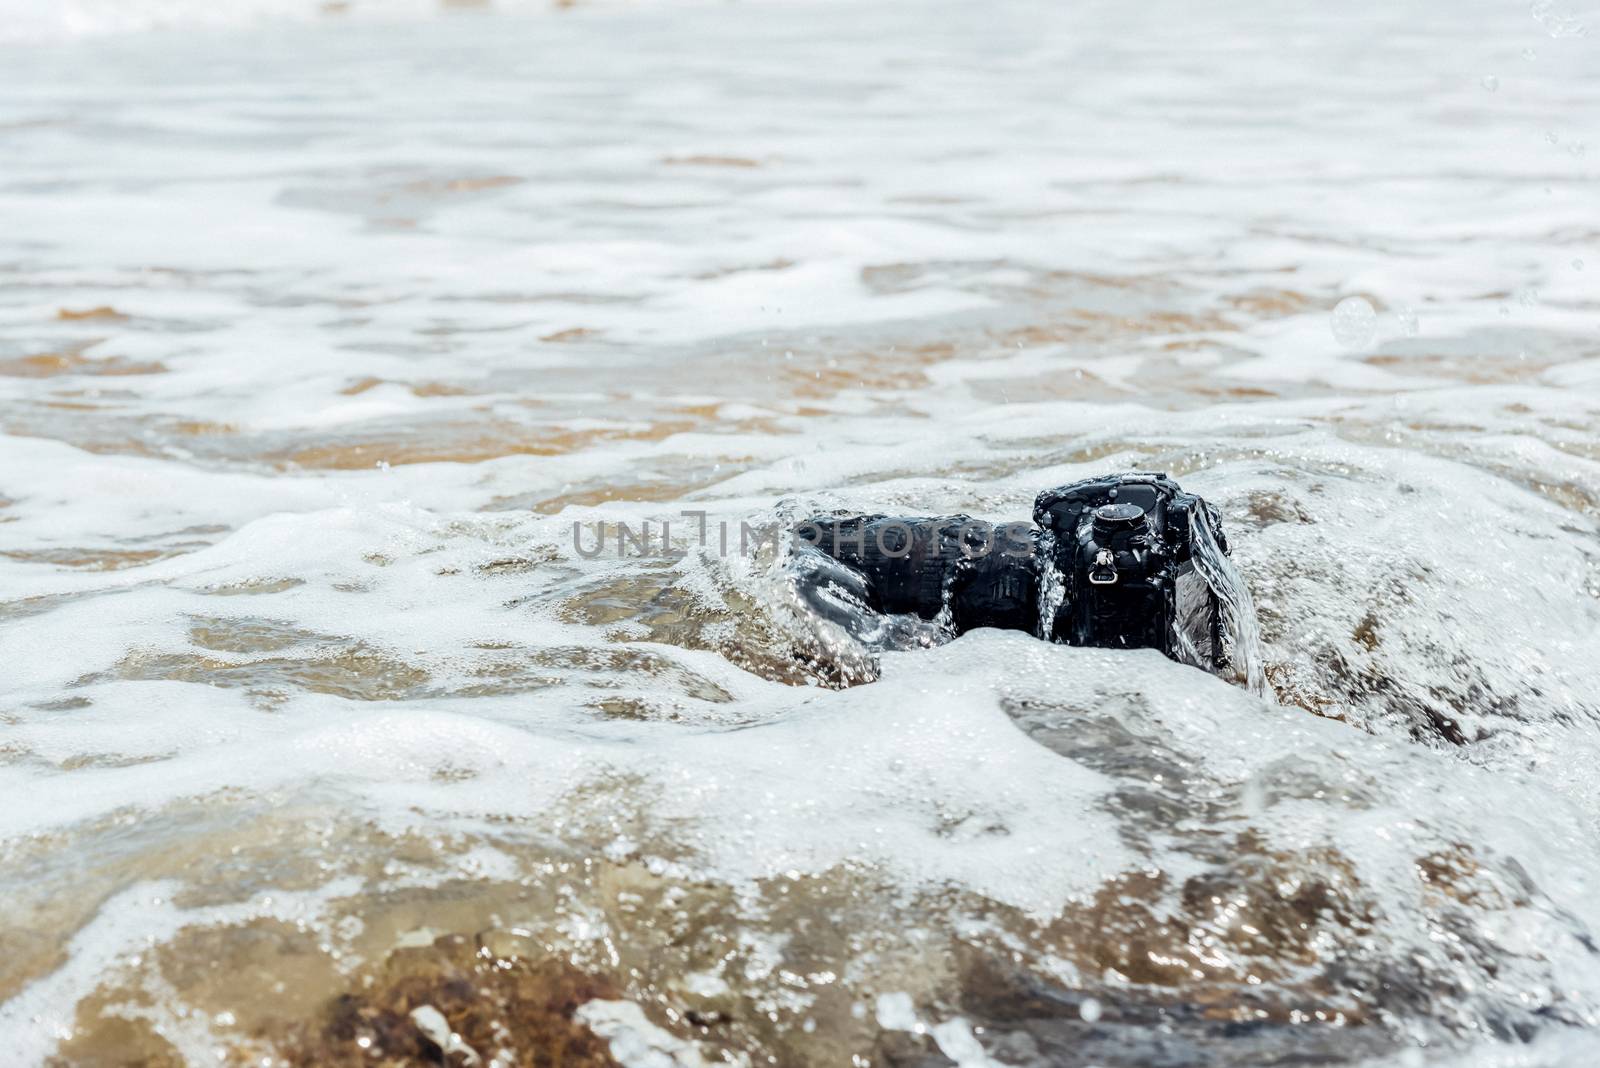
xmin=0 ymin=0 xmax=715 ymax=45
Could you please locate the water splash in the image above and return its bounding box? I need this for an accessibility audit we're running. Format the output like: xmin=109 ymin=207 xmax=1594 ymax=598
xmin=1190 ymin=511 xmax=1268 ymax=697
xmin=769 ymin=524 xmax=959 ymax=685
xmin=1034 ymin=529 xmax=1065 ymax=640
xmin=766 ymin=534 xmax=883 ymax=684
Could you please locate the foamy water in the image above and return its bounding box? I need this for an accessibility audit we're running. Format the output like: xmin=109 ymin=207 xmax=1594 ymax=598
xmin=2 ymin=0 xmax=1599 ymax=1064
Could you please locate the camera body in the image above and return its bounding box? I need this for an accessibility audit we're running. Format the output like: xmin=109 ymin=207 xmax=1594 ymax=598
xmin=789 ymin=472 xmax=1233 ymax=674
xmin=1032 ymin=472 xmax=1227 ymax=670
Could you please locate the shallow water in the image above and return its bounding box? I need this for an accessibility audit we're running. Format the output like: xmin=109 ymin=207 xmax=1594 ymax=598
xmin=2 ymin=0 xmax=1599 ymax=1064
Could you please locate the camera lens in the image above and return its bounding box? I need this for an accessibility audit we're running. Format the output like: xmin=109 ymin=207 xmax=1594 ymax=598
xmin=1092 ymin=502 xmax=1147 ymax=534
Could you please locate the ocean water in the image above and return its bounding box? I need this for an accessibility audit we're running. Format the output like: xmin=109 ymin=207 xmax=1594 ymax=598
xmin=1 ymin=0 xmax=1599 ymax=1064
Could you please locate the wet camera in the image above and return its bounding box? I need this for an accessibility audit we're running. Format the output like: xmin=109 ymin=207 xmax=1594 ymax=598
xmin=1032 ymin=472 xmax=1230 ymax=670
xmin=789 ymin=472 xmax=1235 ymax=674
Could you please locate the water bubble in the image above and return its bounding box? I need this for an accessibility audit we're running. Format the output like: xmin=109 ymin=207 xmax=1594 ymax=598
xmin=1330 ymin=296 xmax=1377 ymax=350
xmin=1515 ymin=285 xmax=1541 ymax=307
xmin=1523 ymin=46 xmax=1539 ymax=59
xmin=1079 ymin=998 xmax=1103 ymax=1023
xmin=1569 ymin=140 xmax=1587 ymax=157
xmin=1397 ymin=304 xmax=1420 ymax=337
xmin=1480 ymin=74 xmax=1499 ymax=92
xmin=1531 ymin=0 xmax=1586 ymax=37
xmin=1546 ymin=130 xmax=1561 ymax=146
xmin=1574 ymin=259 xmax=1585 ymax=271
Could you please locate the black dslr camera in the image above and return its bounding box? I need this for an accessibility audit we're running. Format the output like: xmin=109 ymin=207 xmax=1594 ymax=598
xmin=1032 ymin=472 xmax=1231 ymax=669
xmin=789 ymin=472 xmax=1237 ymax=675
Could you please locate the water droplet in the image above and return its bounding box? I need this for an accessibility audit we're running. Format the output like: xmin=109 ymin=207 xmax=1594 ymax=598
xmin=1515 ymin=285 xmax=1541 ymax=307
xmin=1498 ymin=304 xmax=1511 ymax=316
xmin=1546 ymin=130 xmax=1561 ymax=146
xmin=1330 ymin=296 xmax=1377 ymax=350
xmin=1523 ymin=46 xmax=1539 ymax=59
xmin=1530 ymin=0 xmax=1584 ymax=34
xmin=1574 ymin=259 xmax=1585 ymax=271
xmin=1569 ymin=140 xmax=1587 ymax=157
xmin=1397 ymin=304 xmax=1420 ymax=337
xmin=1480 ymin=74 xmax=1499 ymax=92
xmin=1079 ymin=998 xmax=1103 ymax=1023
